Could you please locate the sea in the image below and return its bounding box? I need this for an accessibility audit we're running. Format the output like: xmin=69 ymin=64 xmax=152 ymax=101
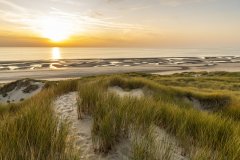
xmin=0 ymin=47 xmax=239 ymax=61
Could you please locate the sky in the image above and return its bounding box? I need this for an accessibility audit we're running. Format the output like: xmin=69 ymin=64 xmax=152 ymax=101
xmin=0 ymin=0 xmax=239 ymax=47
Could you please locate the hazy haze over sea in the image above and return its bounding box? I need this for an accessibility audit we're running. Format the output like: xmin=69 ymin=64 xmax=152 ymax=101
xmin=0 ymin=48 xmax=239 ymax=61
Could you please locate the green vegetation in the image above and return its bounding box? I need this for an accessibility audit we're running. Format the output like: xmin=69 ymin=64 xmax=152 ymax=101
xmin=0 ymin=80 xmax=79 ymax=160
xmin=130 ymin=127 xmax=172 ymax=160
xmin=0 ymin=72 xmax=240 ymax=160
xmin=77 ymin=73 xmax=240 ymax=159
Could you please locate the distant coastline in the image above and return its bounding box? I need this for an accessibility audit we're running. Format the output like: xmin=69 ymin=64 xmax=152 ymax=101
xmin=0 ymin=56 xmax=239 ymax=83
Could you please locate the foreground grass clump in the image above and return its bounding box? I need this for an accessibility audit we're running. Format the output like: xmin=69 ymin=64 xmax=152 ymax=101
xmin=0 ymin=80 xmax=79 ymax=160
xmin=78 ymin=74 xmax=240 ymax=160
xmin=78 ymin=82 xmax=173 ymax=159
xmin=77 ymin=81 xmax=105 ymax=119
xmin=155 ymin=101 xmax=240 ymax=159
xmin=78 ymin=80 xmax=162 ymax=154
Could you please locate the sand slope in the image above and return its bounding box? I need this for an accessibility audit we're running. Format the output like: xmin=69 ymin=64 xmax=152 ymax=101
xmin=0 ymin=79 xmax=44 ymax=104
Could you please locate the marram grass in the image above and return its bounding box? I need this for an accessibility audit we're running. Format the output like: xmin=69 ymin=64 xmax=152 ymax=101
xmin=0 ymin=80 xmax=79 ymax=160
xmin=78 ymin=74 xmax=240 ymax=159
xmin=0 ymin=72 xmax=240 ymax=160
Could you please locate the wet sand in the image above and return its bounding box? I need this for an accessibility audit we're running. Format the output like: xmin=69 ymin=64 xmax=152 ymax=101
xmin=0 ymin=56 xmax=239 ymax=83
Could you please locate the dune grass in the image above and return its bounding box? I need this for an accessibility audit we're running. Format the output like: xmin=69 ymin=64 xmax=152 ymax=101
xmin=130 ymin=126 xmax=172 ymax=160
xmin=109 ymin=74 xmax=240 ymax=121
xmin=0 ymin=72 xmax=239 ymax=160
xmin=78 ymin=81 xmax=174 ymax=159
xmin=0 ymin=103 xmax=19 ymax=116
xmin=0 ymin=79 xmax=79 ymax=160
xmin=77 ymin=74 xmax=240 ymax=159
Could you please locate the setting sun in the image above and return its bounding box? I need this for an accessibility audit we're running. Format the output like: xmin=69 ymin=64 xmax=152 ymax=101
xmin=38 ymin=16 xmax=73 ymax=42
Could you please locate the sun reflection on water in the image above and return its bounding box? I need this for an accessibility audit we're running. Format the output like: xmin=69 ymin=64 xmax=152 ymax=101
xmin=51 ymin=47 xmax=61 ymax=60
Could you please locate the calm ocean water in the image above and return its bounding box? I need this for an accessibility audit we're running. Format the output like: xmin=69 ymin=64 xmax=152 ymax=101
xmin=0 ymin=47 xmax=239 ymax=61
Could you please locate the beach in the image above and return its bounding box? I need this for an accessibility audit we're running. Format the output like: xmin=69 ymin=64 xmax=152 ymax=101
xmin=0 ymin=56 xmax=239 ymax=83
xmin=1 ymin=0 xmax=240 ymax=159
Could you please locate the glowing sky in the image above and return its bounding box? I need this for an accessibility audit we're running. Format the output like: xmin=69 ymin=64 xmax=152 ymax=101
xmin=0 ymin=0 xmax=239 ymax=47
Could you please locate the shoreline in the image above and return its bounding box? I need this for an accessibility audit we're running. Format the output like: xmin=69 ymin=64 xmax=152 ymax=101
xmin=0 ymin=56 xmax=239 ymax=83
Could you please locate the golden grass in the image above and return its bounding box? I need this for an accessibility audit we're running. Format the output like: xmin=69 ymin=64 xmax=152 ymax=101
xmin=0 ymin=79 xmax=79 ymax=160
xmin=1 ymin=72 xmax=240 ymax=160
xmin=77 ymin=75 xmax=240 ymax=159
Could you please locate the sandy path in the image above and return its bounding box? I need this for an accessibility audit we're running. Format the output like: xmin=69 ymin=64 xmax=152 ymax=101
xmin=53 ymin=92 xmax=130 ymax=160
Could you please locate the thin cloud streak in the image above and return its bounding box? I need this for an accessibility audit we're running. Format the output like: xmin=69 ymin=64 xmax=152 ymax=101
xmin=0 ymin=0 xmax=239 ymax=47
xmin=0 ymin=2 xmax=151 ymax=36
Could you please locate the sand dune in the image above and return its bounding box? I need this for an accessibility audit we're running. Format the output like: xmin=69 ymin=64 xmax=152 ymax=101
xmin=54 ymin=91 xmax=187 ymax=160
xmin=54 ymin=92 xmax=131 ymax=160
xmin=0 ymin=79 xmax=44 ymax=104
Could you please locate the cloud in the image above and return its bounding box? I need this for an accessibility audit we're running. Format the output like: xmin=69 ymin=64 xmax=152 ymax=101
xmin=0 ymin=0 xmax=31 ymax=25
xmin=105 ymin=0 xmax=215 ymax=6
xmin=85 ymin=10 xmax=104 ymax=18
xmin=0 ymin=0 xmax=26 ymax=12
xmin=158 ymin=0 xmax=216 ymax=6
xmin=105 ymin=0 xmax=122 ymax=2
xmin=0 ymin=0 xmax=163 ymax=36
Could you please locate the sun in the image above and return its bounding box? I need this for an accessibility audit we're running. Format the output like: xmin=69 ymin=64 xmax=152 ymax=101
xmin=38 ymin=16 xmax=73 ymax=42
